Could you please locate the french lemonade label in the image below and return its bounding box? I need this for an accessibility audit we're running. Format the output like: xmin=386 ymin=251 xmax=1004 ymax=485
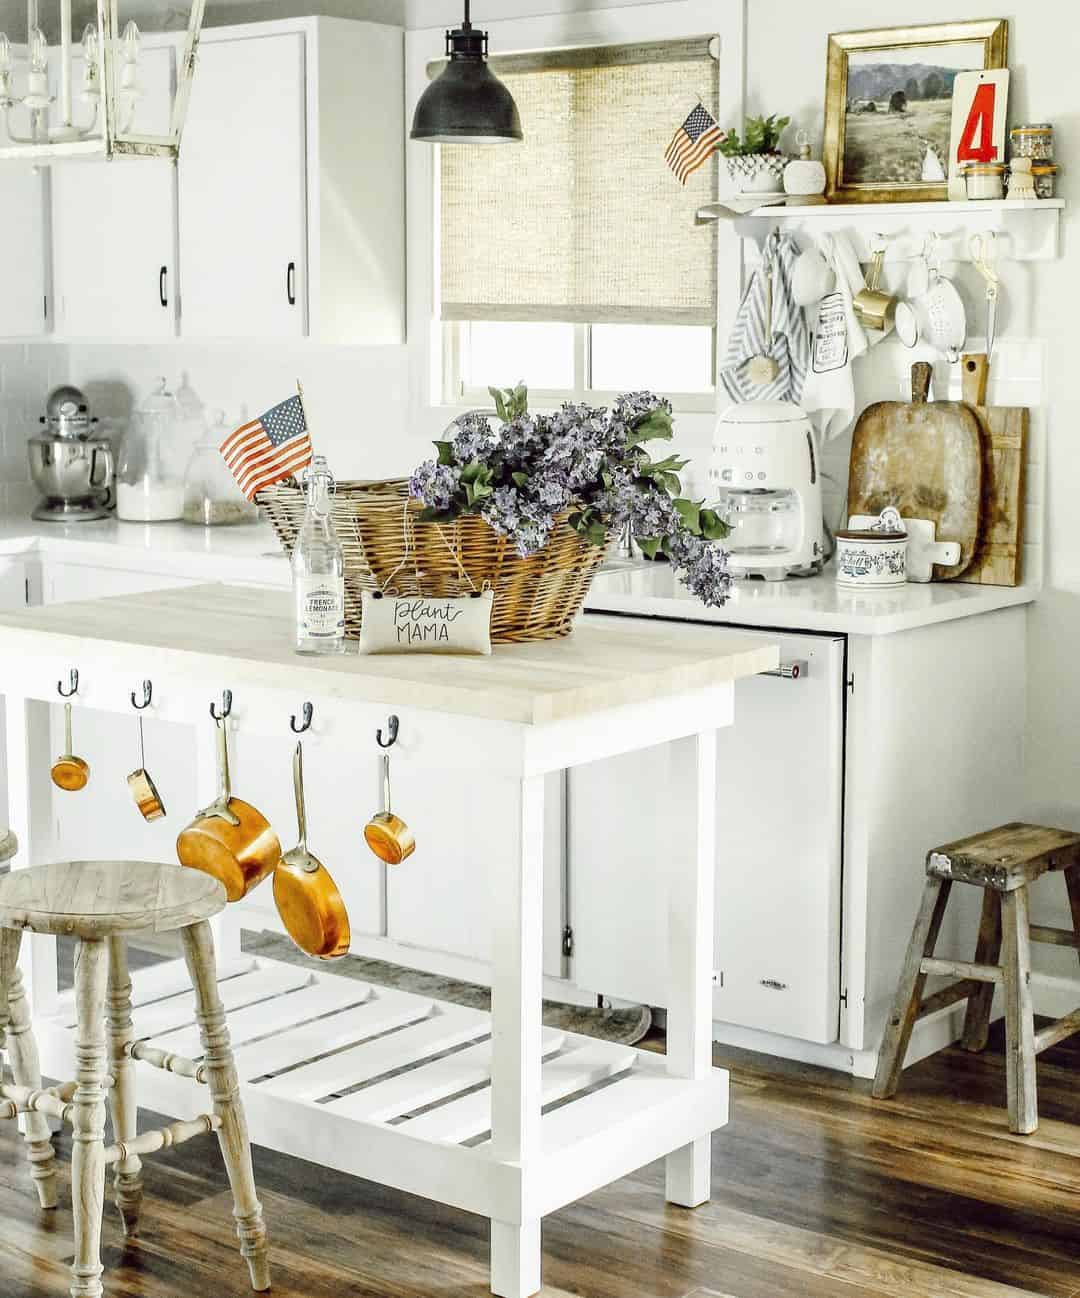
xmin=296 ymin=575 xmax=345 ymax=638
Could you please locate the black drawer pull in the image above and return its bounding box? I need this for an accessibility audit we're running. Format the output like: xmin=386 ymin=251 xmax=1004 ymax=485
xmin=286 ymin=261 xmax=296 ymax=305
xmin=159 ymin=266 xmax=168 ymax=307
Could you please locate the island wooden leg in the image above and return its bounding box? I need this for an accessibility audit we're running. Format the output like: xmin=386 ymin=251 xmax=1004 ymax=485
xmin=181 ymin=920 xmax=270 ymax=1292
xmin=0 ymin=927 xmax=58 ymax=1209
xmin=665 ymin=730 xmax=717 ymax=1207
xmin=106 ymin=937 xmax=143 ymax=1235
xmin=489 ymin=774 xmax=544 ymax=1298
xmin=71 ymin=938 xmax=109 ymax=1298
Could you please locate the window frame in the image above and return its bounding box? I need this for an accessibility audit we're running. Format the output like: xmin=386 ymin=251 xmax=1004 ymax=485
xmin=405 ymin=0 xmax=746 ymax=421
xmin=443 ymin=320 xmax=718 ymax=413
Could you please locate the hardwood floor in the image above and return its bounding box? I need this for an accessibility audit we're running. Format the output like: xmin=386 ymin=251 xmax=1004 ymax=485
xmin=2 ymin=1020 xmax=1080 ymax=1298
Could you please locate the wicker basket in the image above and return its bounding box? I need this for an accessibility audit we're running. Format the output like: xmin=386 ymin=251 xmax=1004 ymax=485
xmin=257 ymin=478 xmax=612 ymax=644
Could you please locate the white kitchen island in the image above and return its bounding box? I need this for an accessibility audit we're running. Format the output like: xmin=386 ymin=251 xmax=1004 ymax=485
xmin=0 ymin=582 xmax=775 ymax=1298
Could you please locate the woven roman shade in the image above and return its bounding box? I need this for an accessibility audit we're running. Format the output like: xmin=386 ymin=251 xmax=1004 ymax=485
xmin=437 ymin=38 xmax=719 ymax=327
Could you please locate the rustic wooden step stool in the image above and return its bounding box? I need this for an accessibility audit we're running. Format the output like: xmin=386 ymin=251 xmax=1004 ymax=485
xmin=0 ymin=860 xmax=270 ymax=1298
xmin=873 ymin=822 xmax=1080 ymax=1134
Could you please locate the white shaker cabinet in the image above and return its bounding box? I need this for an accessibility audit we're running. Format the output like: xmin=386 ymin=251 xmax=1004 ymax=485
xmin=50 ymin=44 xmax=178 ymax=340
xmin=0 ymin=168 xmax=46 ymax=336
xmin=178 ymin=18 xmax=405 ymax=344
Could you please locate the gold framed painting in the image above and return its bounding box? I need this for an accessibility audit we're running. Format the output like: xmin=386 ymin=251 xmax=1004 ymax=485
xmin=823 ymin=19 xmax=1008 ymax=203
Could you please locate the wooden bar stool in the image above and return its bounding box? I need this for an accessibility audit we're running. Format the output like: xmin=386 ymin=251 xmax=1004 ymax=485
xmin=873 ymin=822 xmax=1080 ymax=1134
xmin=0 ymin=860 xmax=270 ymax=1298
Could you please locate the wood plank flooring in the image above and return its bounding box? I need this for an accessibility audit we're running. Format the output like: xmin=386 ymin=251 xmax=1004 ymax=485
xmin=3 ymin=1020 xmax=1080 ymax=1297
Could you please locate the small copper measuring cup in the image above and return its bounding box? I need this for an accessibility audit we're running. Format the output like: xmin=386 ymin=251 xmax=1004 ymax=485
xmin=364 ymin=753 xmax=415 ymax=865
xmin=51 ymin=702 xmax=89 ymax=792
xmin=127 ymin=715 xmax=166 ymax=822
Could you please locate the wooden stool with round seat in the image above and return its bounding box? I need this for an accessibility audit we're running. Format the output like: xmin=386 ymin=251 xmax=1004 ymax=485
xmin=873 ymin=822 xmax=1080 ymax=1134
xmin=0 ymin=860 xmax=270 ymax=1298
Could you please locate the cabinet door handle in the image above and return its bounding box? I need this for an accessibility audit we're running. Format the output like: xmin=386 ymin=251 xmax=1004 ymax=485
xmin=286 ymin=261 xmax=296 ymax=305
xmin=159 ymin=266 xmax=168 ymax=308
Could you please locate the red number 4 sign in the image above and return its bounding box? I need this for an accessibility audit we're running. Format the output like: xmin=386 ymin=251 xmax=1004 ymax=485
xmin=948 ymin=70 xmax=1009 ymax=198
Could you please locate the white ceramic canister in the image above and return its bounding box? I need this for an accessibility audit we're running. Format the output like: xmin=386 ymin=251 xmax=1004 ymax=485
xmin=834 ymin=528 xmax=908 ymax=588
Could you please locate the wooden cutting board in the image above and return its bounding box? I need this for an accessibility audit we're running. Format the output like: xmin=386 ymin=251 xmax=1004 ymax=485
xmin=847 ymin=362 xmax=983 ymax=580
xmin=960 ymin=353 xmax=1028 ymax=587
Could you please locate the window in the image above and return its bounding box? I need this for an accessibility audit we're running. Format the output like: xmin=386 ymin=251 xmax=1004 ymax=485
xmin=436 ymin=38 xmax=720 ymax=409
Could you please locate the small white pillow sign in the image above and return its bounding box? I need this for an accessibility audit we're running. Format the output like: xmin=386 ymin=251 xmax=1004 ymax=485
xmin=358 ymin=589 xmax=494 ymax=656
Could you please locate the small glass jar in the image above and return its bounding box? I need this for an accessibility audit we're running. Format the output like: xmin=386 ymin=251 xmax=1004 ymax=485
xmin=183 ymin=412 xmax=259 ymax=526
xmin=1030 ymin=161 xmax=1058 ymax=199
xmin=1010 ymin=124 xmax=1054 ymax=161
xmin=961 ymin=161 xmax=1006 ymax=200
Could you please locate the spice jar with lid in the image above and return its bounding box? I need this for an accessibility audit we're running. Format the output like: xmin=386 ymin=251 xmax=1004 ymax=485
xmin=116 ymin=378 xmax=187 ymax=522
xmin=1010 ymin=123 xmax=1054 ymax=161
xmin=1030 ymin=161 xmax=1058 ymax=199
xmin=961 ymin=161 xmax=1006 ymax=200
xmin=183 ymin=411 xmax=259 ymax=526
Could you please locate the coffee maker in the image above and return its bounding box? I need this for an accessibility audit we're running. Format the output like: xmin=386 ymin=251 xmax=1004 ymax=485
xmin=28 ymin=386 xmax=115 ymax=522
xmin=707 ymin=401 xmax=824 ymax=581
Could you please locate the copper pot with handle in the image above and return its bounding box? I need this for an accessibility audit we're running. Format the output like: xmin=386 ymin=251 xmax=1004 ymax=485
xmin=273 ymin=742 xmax=350 ymax=960
xmin=176 ymin=719 xmax=280 ymax=902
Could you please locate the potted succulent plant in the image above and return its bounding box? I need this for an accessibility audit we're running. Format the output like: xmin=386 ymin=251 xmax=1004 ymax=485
xmin=719 ymin=113 xmax=791 ymax=194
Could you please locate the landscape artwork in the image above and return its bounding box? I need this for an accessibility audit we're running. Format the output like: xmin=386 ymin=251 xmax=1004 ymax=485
xmin=822 ymin=21 xmax=1008 ymax=203
xmin=842 ymin=44 xmax=984 ymax=185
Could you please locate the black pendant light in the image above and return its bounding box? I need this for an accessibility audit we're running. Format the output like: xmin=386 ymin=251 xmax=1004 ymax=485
xmin=410 ymin=0 xmax=523 ymax=144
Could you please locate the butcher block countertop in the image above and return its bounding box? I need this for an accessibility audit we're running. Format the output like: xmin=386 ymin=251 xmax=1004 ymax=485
xmin=0 ymin=583 xmax=778 ymax=725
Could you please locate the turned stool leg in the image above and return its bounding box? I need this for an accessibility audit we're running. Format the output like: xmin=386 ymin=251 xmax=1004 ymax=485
xmin=961 ymin=889 xmax=1003 ymax=1053
xmin=1001 ymin=886 xmax=1038 ymax=1134
xmin=106 ymin=937 xmax=143 ymax=1236
xmin=0 ymin=927 xmax=58 ymax=1209
xmin=873 ymin=877 xmax=952 ymax=1099
xmin=181 ymin=920 xmax=270 ymax=1292
xmin=1064 ymin=866 xmax=1080 ymax=974
xmin=71 ymin=938 xmax=110 ymax=1298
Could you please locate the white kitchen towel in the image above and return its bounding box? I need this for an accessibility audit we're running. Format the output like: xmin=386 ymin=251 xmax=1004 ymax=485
xmin=719 ymin=229 xmax=809 ymax=404
xmin=799 ymin=231 xmax=874 ymax=441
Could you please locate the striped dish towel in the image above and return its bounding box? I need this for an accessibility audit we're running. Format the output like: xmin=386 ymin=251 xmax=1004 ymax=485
xmin=719 ymin=230 xmax=809 ymax=404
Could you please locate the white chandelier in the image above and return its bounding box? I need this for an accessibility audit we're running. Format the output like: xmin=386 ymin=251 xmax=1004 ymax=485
xmin=0 ymin=0 xmax=205 ymax=162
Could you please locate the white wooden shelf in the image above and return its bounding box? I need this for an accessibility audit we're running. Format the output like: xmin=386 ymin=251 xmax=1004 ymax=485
xmin=36 ymin=954 xmax=730 ymax=1225
xmin=697 ymin=197 xmax=1064 ymax=263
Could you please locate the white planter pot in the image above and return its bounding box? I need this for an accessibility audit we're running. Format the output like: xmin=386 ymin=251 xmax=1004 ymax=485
xmin=724 ymin=153 xmax=786 ymax=194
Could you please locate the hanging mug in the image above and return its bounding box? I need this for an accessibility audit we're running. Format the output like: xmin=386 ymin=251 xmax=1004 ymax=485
xmin=853 ymin=242 xmax=898 ymax=334
xmin=364 ymin=753 xmax=415 ymax=865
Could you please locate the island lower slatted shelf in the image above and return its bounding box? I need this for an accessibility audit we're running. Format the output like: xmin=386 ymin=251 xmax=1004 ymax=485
xmin=32 ymin=953 xmax=729 ymax=1222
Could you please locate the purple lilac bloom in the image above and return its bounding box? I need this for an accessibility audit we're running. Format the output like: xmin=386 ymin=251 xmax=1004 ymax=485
xmin=450 ymin=410 xmax=497 ymax=464
xmin=408 ymin=460 xmax=460 ymax=512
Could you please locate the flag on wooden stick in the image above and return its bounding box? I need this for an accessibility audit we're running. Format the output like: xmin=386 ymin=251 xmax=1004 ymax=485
xmin=665 ymin=102 xmax=724 ymax=184
xmin=220 ymin=393 xmax=313 ymax=500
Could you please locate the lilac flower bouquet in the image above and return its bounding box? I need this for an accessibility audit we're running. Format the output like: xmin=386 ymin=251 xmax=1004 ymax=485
xmin=409 ymin=384 xmax=732 ymax=607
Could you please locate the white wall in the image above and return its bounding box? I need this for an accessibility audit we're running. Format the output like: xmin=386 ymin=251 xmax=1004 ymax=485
xmin=0 ymin=344 xmax=68 ymax=515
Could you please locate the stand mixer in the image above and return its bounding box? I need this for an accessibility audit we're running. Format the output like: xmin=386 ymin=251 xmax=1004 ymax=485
xmin=28 ymin=386 xmax=115 ymax=522
xmin=708 ymin=400 xmax=824 ymax=581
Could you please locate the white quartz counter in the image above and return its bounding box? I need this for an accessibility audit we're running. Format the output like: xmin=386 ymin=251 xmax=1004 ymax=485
xmin=0 ymin=516 xmax=1037 ymax=636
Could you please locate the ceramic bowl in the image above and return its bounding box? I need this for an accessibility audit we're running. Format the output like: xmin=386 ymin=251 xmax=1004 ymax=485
xmin=834 ymin=529 xmax=908 ymax=589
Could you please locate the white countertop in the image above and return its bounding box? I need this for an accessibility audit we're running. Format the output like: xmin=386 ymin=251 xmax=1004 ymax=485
xmin=0 ymin=515 xmax=1037 ymax=636
xmin=585 ymin=563 xmax=1038 ymax=636
xmin=0 ymin=583 xmax=777 ymax=725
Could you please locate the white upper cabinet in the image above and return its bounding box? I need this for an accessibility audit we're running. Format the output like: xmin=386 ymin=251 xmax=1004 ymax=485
xmin=179 ymin=18 xmax=404 ymax=343
xmin=179 ymin=33 xmax=307 ymax=339
xmin=0 ymin=168 xmax=46 ymax=336
xmin=50 ymin=44 xmax=178 ymax=339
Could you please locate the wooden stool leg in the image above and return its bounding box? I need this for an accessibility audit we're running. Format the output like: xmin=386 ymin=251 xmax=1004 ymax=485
xmin=1063 ymin=865 xmax=1080 ymax=975
xmin=181 ymin=921 xmax=270 ymax=1293
xmin=71 ymin=938 xmax=110 ymax=1298
xmin=872 ymin=877 xmax=952 ymax=1099
xmin=106 ymin=937 xmax=143 ymax=1236
xmin=0 ymin=927 xmax=58 ymax=1209
xmin=961 ymin=889 xmax=1002 ymax=1053
xmin=1002 ymin=887 xmax=1038 ymax=1134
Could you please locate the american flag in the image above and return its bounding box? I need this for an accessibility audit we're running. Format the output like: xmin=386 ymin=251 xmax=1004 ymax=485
xmin=665 ymin=102 xmax=724 ymax=184
xmin=219 ymin=394 xmax=313 ymax=500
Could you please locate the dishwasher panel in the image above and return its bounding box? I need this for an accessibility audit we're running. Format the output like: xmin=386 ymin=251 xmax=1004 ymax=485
xmin=569 ymin=624 xmax=845 ymax=1046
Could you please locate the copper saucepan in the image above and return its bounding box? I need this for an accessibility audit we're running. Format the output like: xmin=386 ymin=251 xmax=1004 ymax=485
xmin=176 ymin=719 xmax=280 ymax=901
xmin=273 ymin=742 xmax=350 ymax=960
xmin=51 ymin=702 xmax=89 ymax=792
xmin=363 ymin=753 xmax=415 ymax=865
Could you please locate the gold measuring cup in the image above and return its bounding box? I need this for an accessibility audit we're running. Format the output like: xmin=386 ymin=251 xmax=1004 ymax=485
xmin=51 ymin=702 xmax=89 ymax=792
xmin=363 ymin=753 xmax=415 ymax=865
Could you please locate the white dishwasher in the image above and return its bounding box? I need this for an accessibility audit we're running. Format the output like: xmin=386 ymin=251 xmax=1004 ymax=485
xmin=569 ymin=620 xmax=845 ymax=1045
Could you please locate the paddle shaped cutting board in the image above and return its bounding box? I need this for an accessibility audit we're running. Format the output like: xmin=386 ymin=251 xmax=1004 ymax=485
xmin=847 ymin=362 xmax=982 ymax=580
xmin=960 ymin=353 xmax=1028 ymax=587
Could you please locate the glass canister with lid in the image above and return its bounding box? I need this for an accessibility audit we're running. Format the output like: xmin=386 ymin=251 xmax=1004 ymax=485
xmin=183 ymin=411 xmax=259 ymax=526
xmin=116 ymin=378 xmax=187 ymax=522
xmin=1010 ymin=123 xmax=1054 ymax=161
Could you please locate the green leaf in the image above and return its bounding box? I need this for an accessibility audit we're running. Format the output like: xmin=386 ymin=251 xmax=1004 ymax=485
xmin=659 ymin=472 xmax=682 ymax=496
xmin=511 ymin=471 xmax=530 ymax=488
xmin=673 ymin=498 xmax=701 ymax=533
xmin=636 ymin=536 xmax=663 ymax=560
xmin=700 ymin=508 xmax=731 ymax=541
xmin=459 ymin=460 xmax=492 ymax=486
xmin=417 ymin=506 xmax=459 ymax=524
xmin=434 ymin=440 xmax=455 ymax=467
xmin=627 ymin=410 xmax=674 ymax=445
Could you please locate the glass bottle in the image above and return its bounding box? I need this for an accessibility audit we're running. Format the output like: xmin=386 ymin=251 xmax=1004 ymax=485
xmin=292 ymin=457 xmax=346 ymax=654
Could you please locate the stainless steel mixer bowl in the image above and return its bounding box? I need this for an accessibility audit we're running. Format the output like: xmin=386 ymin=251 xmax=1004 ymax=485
xmin=28 ymin=434 xmax=114 ymax=520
